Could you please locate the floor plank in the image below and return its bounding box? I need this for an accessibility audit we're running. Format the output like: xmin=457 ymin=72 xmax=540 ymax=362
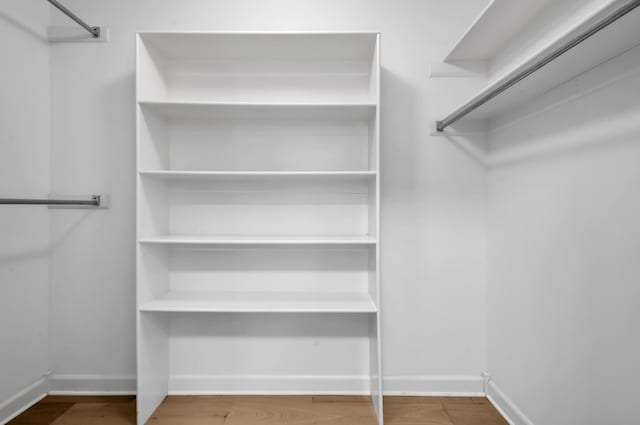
xmin=7 ymin=395 xmax=509 ymax=425
xmin=49 ymin=401 xmax=136 ymax=425
xmin=384 ymin=400 xmax=453 ymax=425
xmin=148 ymin=396 xmax=233 ymax=425
xmin=7 ymin=402 xmax=75 ymax=425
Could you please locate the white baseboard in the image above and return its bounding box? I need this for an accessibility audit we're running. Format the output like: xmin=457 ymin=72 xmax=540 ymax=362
xmin=2 ymin=373 xmax=488 ymax=414
xmin=0 ymin=377 xmax=48 ymax=425
xmin=48 ymin=374 xmax=135 ymax=395
xmin=169 ymin=375 xmax=371 ymax=395
xmin=42 ymin=374 xmax=486 ymax=397
xmin=383 ymin=375 xmax=484 ymax=396
xmin=487 ymin=381 xmax=535 ymax=425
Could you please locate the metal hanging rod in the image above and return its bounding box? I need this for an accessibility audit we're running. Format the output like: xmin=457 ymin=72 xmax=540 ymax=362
xmin=0 ymin=195 xmax=101 ymax=207
xmin=436 ymin=0 xmax=640 ymax=132
xmin=47 ymin=0 xmax=100 ymax=38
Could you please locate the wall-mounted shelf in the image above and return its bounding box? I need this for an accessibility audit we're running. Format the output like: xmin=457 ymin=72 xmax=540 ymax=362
xmin=444 ymin=0 xmax=556 ymax=62
xmin=437 ymin=0 xmax=640 ymax=131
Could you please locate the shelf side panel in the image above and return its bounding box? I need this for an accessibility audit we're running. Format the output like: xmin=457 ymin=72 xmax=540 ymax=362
xmin=137 ymin=313 xmax=169 ymax=425
xmin=137 ymin=36 xmax=169 ymax=100
xmin=370 ymin=33 xmax=383 ymax=425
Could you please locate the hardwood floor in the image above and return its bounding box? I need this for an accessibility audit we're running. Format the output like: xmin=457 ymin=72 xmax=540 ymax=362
xmin=8 ymin=395 xmax=508 ymax=425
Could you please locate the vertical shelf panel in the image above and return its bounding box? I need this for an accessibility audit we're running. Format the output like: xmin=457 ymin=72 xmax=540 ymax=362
xmin=369 ymin=33 xmax=383 ymax=424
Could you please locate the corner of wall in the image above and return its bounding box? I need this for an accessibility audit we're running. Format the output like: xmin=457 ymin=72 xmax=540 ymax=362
xmin=486 ymin=380 xmax=535 ymax=425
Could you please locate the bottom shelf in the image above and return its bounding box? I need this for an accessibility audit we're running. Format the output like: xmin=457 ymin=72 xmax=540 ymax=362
xmin=139 ymin=291 xmax=377 ymax=313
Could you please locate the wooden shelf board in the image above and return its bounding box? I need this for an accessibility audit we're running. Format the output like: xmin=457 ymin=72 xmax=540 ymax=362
xmin=139 ymin=290 xmax=377 ymax=313
xmin=445 ymin=0 xmax=555 ymax=62
xmin=139 ymin=170 xmax=377 ymax=178
xmin=139 ymin=234 xmax=377 ymax=246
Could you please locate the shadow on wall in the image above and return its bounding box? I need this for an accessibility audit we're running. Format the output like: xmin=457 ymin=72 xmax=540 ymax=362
xmin=488 ymin=53 xmax=640 ymax=168
xmin=0 ymin=9 xmax=48 ymax=44
xmin=99 ymin=70 xmax=137 ymax=216
xmin=0 ymin=211 xmax=91 ymax=265
xmin=439 ymin=127 xmax=489 ymax=169
xmin=379 ymin=67 xmax=419 ymax=193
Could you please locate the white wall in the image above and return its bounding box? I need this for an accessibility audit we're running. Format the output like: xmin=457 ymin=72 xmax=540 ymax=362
xmin=48 ymin=0 xmax=489 ymax=393
xmin=0 ymin=0 xmax=51 ymax=419
xmin=487 ymin=44 xmax=640 ymax=425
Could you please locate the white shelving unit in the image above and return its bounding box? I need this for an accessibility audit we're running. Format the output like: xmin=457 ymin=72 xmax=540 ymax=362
xmin=136 ymin=32 xmax=382 ymax=424
xmin=438 ymin=0 xmax=640 ymax=129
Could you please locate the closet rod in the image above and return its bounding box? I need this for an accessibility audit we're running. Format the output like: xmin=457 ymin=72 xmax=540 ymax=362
xmin=0 ymin=195 xmax=101 ymax=207
xmin=436 ymin=0 xmax=640 ymax=132
xmin=47 ymin=0 xmax=100 ymax=38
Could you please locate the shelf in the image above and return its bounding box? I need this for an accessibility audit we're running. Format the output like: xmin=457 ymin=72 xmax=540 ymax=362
xmin=137 ymin=32 xmax=379 ymax=61
xmin=139 ymin=234 xmax=377 ymax=246
xmin=139 ymin=170 xmax=376 ymax=181
xmin=445 ymin=0 xmax=555 ymax=62
xmin=138 ymin=101 xmax=376 ymax=121
xmin=139 ymin=290 xmax=377 ymax=313
xmin=136 ymin=33 xmax=378 ymax=104
xmin=439 ymin=0 xmax=640 ymax=125
xmin=136 ymin=33 xmax=382 ymax=425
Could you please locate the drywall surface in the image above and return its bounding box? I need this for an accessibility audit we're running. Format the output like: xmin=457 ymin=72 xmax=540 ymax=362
xmin=49 ymin=0 xmax=488 ymax=393
xmin=487 ymin=45 xmax=640 ymax=424
xmin=0 ymin=0 xmax=50 ymax=414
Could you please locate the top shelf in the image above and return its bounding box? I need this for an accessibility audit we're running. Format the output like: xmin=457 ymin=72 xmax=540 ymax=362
xmin=137 ymin=32 xmax=380 ymax=104
xmin=445 ymin=0 xmax=556 ymax=62
xmin=138 ymin=32 xmax=379 ymax=61
xmin=438 ymin=0 xmax=640 ymax=125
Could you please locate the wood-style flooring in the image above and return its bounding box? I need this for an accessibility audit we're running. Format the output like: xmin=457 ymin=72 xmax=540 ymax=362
xmin=8 ymin=395 xmax=508 ymax=425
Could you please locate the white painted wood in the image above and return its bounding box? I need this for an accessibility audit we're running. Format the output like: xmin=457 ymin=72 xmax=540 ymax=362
xmin=137 ymin=313 xmax=169 ymax=424
xmin=139 ymin=290 xmax=377 ymax=313
xmin=444 ymin=0 xmax=555 ymax=62
xmin=383 ymin=375 xmax=484 ymax=396
xmin=137 ymin=32 xmax=381 ymax=424
xmin=487 ymin=381 xmax=535 ymax=425
xmin=136 ymin=34 xmax=170 ymax=425
xmin=368 ymin=33 xmax=383 ymax=425
xmin=48 ymin=375 xmax=136 ymax=395
xmin=0 ymin=378 xmax=48 ymax=425
xmin=136 ymin=37 xmax=169 ymax=101
xmin=139 ymin=170 xmax=377 ymax=178
xmin=440 ymin=0 xmax=640 ymax=126
xmin=168 ymin=375 xmax=370 ymax=395
xmin=138 ymin=33 xmax=378 ymax=103
xmin=139 ymin=234 xmax=377 ymax=246
xmin=429 ymin=61 xmax=488 ymax=78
